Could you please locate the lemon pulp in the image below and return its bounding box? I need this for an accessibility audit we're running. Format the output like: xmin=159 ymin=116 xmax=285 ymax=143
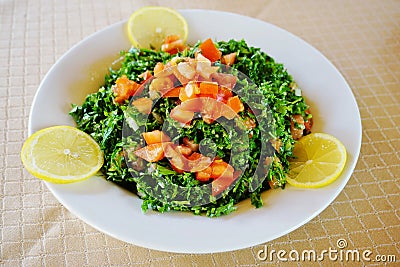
xmin=21 ymin=126 xmax=104 ymax=183
xmin=127 ymin=6 xmax=188 ymax=50
xmin=287 ymin=133 xmax=347 ymax=188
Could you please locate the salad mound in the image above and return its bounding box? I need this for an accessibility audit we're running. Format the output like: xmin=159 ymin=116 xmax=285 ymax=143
xmin=70 ymin=38 xmax=313 ymax=217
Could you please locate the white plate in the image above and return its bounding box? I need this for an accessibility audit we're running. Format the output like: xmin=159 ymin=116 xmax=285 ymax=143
xmin=29 ymin=10 xmax=362 ymax=253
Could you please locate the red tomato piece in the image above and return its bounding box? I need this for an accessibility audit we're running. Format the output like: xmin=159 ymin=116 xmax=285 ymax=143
xmin=170 ymin=105 xmax=194 ymax=124
xmin=150 ymin=76 xmax=174 ymax=94
xmin=138 ymin=70 xmax=153 ymax=82
xmin=163 ymin=143 xmax=177 ymax=158
xmin=199 ymin=38 xmax=222 ymax=62
xmin=162 ymin=86 xmax=182 ymax=98
xmin=179 ymin=98 xmax=203 ymax=112
xmin=131 ymin=97 xmax=153 ymax=114
xmin=211 ymin=73 xmax=237 ymax=89
xmin=186 ymin=152 xmax=201 ymax=160
xmin=221 ymin=52 xmax=237 ymax=66
xmin=304 ymin=109 xmax=313 ymax=133
xmin=218 ymin=101 xmax=237 ymax=120
xmin=182 ymin=137 xmax=199 ymax=152
xmin=227 ymin=95 xmax=244 ymax=113
xmin=211 ymin=175 xmax=235 ymax=196
xmin=198 ymin=82 xmax=218 ymax=97
xmin=153 ymin=62 xmax=165 ymax=76
xmin=133 ymin=143 xmax=165 ymax=162
xmin=169 ymin=156 xmax=186 ymax=173
xmin=242 ymin=116 xmax=256 ymax=130
xmin=161 ymin=35 xmax=186 ymax=55
xmin=210 ymin=160 xmax=234 ymax=179
xmin=164 ymin=34 xmax=180 ymax=43
xmin=196 ymin=166 xmax=212 ymax=182
xmin=164 ymin=143 xmax=192 ymax=158
xmin=163 ymin=144 xmax=186 ymax=173
xmin=187 ymin=152 xmax=212 ymax=172
xmin=290 ymin=114 xmax=305 ymax=140
xmin=176 ymin=145 xmax=193 ymax=157
xmin=179 ymin=82 xmax=197 ymax=101
xmin=142 ymin=130 xmax=171 ymax=145
xmin=216 ymin=86 xmax=233 ymax=102
xmin=200 ymin=97 xmax=220 ymax=123
xmin=112 ymin=75 xmax=141 ymax=104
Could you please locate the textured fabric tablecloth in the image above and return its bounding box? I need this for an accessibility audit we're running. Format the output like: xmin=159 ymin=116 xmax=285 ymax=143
xmin=1 ymin=0 xmax=399 ymax=266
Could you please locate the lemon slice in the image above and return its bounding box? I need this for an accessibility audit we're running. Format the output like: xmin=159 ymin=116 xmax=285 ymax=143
xmin=127 ymin=6 xmax=188 ymax=50
xmin=21 ymin=126 xmax=104 ymax=183
xmin=287 ymin=133 xmax=347 ymax=188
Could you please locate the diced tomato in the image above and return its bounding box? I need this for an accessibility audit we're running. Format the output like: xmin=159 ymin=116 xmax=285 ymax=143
xmin=304 ymin=109 xmax=313 ymax=134
xmin=182 ymin=137 xmax=199 ymax=152
xmin=138 ymin=70 xmax=153 ymax=82
xmin=198 ymin=82 xmax=218 ymax=97
xmin=179 ymin=98 xmax=203 ymax=112
xmin=290 ymin=114 xmax=305 ymax=140
xmin=162 ymin=144 xmax=186 ymax=173
xmin=200 ymin=97 xmax=220 ymax=122
xmin=162 ymin=86 xmax=182 ymax=98
xmin=211 ymin=73 xmax=237 ymax=89
xmin=171 ymin=162 xmax=185 ymax=173
xmin=164 ymin=143 xmax=192 ymax=158
xmin=218 ymin=102 xmax=237 ymax=120
xmin=112 ymin=75 xmax=141 ymax=104
xmin=210 ymin=160 xmax=237 ymax=195
xmin=227 ymin=95 xmax=244 ymax=113
xmin=134 ymin=143 xmax=165 ymax=162
xmin=196 ymin=166 xmax=212 ymax=182
xmin=187 ymin=152 xmax=201 ymax=160
xmin=221 ymin=52 xmax=237 ymax=66
xmin=233 ymin=170 xmax=242 ymax=180
xmin=200 ymin=97 xmax=235 ymax=120
xmin=131 ymin=97 xmax=153 ymax=114
xmin=216 ymin=86 xmax=233 ymax=102
xmin=170 ymin=105 xmax=194 ymax=124
xmin=179 ymin=82 xmax=197 ymax=101
xmin=199 ymin=38 xmax=222 ymax=62
xmin=195 ymin=54 xmax=219 ymax=80
xmin=176 ymin=61 xmax=196 ymax=80
xmin=163 ymin=143 xmax=177 ymax=158
xmin=153 ymin=62 xmax=165 ymax=76
xmin=172 ymin=67 xmax=190 ymax=85
xmin=211 ymin=175 xmax=234 ymax=196
xmin=304 ymin=119 xmax=313 ymax=133
xmin=210 ymin=160 xmax=234 ymax=179
xmin=186 ymin=152 xmax=212 ymax=172
xmin=169 ymin=155 xmax=186 ymax=173
xmin=165 ymin=34 xmax=180 ymax=43
xmin=149 ymin=76 xmax=174 ymax=93
xmin=161 ymin=35 xmax=186 ymax=55
xmin=176 ymin=145 xmax=193 ymax=157
xmin=142 ymin=130 xmax=171 ymax=145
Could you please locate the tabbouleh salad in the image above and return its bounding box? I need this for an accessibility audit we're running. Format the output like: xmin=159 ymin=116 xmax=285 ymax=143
xmin=70 ymin=37 xmax=313 ymax=217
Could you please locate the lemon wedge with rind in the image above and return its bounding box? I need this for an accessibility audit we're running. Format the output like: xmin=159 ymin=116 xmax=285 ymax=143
xmin=21 ymin=126 xmax=104 ymax=183
xmin=127 ymin=6 xmax=188 ymax=50
xmin=287 ymin=133 xmax=347 ymax=188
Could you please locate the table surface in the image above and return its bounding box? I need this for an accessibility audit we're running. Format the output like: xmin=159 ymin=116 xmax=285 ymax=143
xmin=1 ymin=0 xmax=399 ymax=266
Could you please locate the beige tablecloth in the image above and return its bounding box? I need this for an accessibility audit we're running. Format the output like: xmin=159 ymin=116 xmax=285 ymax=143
xmin=1 ymin=0 xmax=399 ymax=266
